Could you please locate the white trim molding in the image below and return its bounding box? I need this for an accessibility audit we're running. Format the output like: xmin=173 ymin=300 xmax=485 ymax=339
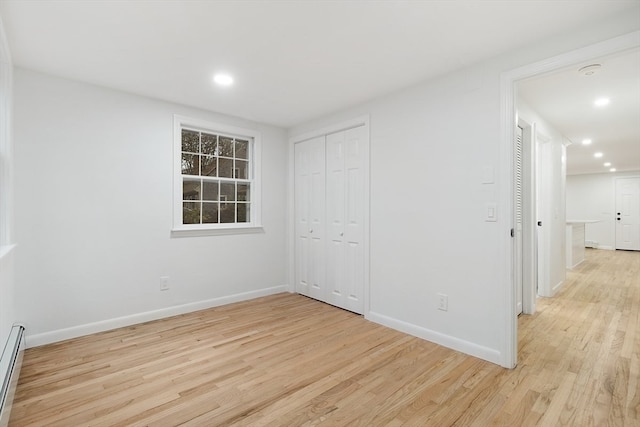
xmin=367 ymin=311 xmax=502 ymax=366
xmin=25 ymin=285 xmax=288 ymax=348
xmin=0 ymin=14 xmax=14 ymax=248
xmin=0 ymin=243 xmax=15 ymax=261
xmin=172 ymin=115 xmax=263 ymax=236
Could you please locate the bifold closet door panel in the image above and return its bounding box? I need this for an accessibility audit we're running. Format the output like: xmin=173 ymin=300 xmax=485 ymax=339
xmin=326 ymin=126 xmax=365 ymax=314
xmin=326 ymin=131 xmax=347 ymax=309
xmin=294 ymin=136 xmax=326 ymax=301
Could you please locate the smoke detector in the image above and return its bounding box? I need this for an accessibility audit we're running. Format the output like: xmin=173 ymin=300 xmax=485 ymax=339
xmin=578 ymin=64 xmax=602 ymax=76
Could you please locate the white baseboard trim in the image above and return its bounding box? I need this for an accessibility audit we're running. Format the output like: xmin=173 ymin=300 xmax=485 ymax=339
xmin=366 ymin=311 xmax=502 ymax=366
xmin=597 ymin=245 xmax=614 ymax=250
xmin=26 ymin=285 xmax=287 ymax=348
xmin=551 ymin=279 xmax=564 ymax=295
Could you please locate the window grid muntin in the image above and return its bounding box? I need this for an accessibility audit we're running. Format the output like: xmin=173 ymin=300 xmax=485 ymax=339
xmin=180 ymin=127 xmax=253 ymax=226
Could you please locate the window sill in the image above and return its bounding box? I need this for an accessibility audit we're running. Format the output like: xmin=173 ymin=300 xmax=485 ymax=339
xmin=171 ymin=225 xmax=264 ymax=238
xmin=0 ymin=244 xmax=16 ymax=260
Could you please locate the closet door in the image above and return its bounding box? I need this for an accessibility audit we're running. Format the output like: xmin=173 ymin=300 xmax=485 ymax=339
xmin=326 ymin=126 xmax=365 ymax=313
xmin=294 ymin=136 xmax=326 ymax=301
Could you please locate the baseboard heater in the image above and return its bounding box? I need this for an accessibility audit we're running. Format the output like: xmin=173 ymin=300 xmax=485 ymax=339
xmin=0 ymin=324 xmax=25 ymax=427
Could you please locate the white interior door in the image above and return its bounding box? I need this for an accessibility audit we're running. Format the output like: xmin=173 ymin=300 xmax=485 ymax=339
xmin=326 ymin=126 xmax=365 ymax=313
xmin=520 ymin=121 xmax=537 ymax=315
xmin=536 ymin=134 xmax=551 ymax=297
xmin=294 ymin=137 xmax=326 ymax=300
xmin=615 ymin=177 xmax=640 ymax=250
xmin=515 ymin=126 xmax=523 ymax=315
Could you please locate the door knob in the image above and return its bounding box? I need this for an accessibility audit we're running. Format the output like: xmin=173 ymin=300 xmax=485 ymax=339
xmin=340 ymin=232 xmax=344 ymax=237
xmin=309 ymin=229 xmax=313 ymax=233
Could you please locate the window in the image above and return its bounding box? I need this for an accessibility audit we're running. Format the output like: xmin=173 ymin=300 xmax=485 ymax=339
xmin=173 ymin=116 xmax=261 ymax=236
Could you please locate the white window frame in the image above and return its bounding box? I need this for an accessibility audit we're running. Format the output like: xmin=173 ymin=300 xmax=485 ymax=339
xmin=0 ymin=22 xmax=15 ymax=257
xmin=171 ymin=115 xmax=262 ymax=237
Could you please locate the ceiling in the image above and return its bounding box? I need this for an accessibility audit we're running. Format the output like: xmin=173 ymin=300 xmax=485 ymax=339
xmin=2 ymin=1 xmax=639 ymax=128
xmin=0 ymin=2 xmax=639 ymax=176
xmin=518 ymin=48 xmax=640 ymax=175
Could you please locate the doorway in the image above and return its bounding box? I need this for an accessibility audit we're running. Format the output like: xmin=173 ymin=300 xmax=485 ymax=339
xmin=500 ymin=31 xmax=640 ymax=368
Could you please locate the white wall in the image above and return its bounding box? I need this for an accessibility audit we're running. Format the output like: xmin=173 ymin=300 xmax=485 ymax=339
xmin=0 ymin=15 xmax=16 ymax=351
xmin=292 ymin=67 xmax=513 ymax=364
xmin=517 ymin=100 xmax=569 ymax=296
xmin=567 ymin=171 xmax=640 ymax=249
xmin=290 ymin=17 xmax=638 ymax=366
xmin=13 ymin=69 xmax=288 ymax=346
xmin=291 ymin=70 xmax=509 ymax=364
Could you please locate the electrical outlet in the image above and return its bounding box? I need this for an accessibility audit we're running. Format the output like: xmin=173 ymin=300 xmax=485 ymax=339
xmin=437 ymin=293 xmax=448 ymax=311
xmin=160 ymin=276 xmax=170 ymax=291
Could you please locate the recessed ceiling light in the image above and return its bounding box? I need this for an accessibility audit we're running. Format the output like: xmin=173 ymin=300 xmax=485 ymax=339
xmin=594 ymin=97 xmax=610 ymax=107
xmin=581 ymin=138 xmax=592 ymax=145
xmin=604 ymin=162 xmax=611 ymax=167
xmin=610 ymin=168 xmax=617 ymax=172
xmin=594 ymin=152 xmax=603 ymax=158
xmin=213 ymin=73 xmax=234 ymax=86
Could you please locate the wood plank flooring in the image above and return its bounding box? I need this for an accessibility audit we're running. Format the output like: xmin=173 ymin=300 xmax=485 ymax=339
xmin=9 ymin=248 xmax=640 ymax=426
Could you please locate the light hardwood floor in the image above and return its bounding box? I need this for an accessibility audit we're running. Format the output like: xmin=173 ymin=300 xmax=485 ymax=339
xmin=9 ymin=249 xmax=639 ymax=426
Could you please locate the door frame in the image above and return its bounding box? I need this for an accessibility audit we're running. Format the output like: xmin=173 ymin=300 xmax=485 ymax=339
xmin=288 ymin=115 xmax=371 ymax=315
xmin=499 ymin=31 xmax=640 ymax=368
